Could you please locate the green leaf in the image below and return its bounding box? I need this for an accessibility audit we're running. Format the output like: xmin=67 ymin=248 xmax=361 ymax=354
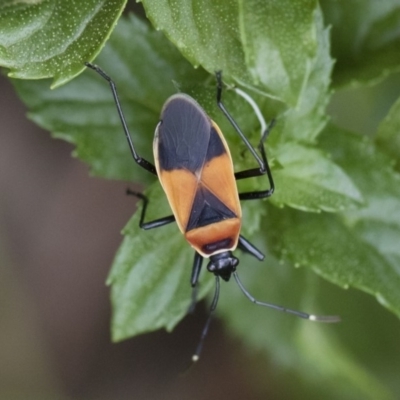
xmin=13 ymin=15 xmax=208 ymax=183
xmin=239 ymin=0 xmax=318 ymax=105
xmin=140 ymin=0 xmax=250 ymax=88
xmin=140 ymin=0 xmax=333 ymax=117
xmin=271 ymin=141 xmax=363 ymax=212
xmin=277 ymin=6 xmax=333 ymax=143
xmin=376 ymin=96 xmax=400 ymax=169
xmin=321 ymin=0 xmax=400 ymax=88
xmin=0 ymin=0 xmax=127 ymax=87
xmin=268 ymin=125 xmax=400 ymax=319
xmin=107 ymin=183 xmax=213 ymax=341
xmin=268 ymin=208 xmax=400 ymax=317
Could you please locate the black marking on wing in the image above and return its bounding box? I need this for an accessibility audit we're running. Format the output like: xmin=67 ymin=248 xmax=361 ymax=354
xmin=202 ymin=238 xmax=233 ymax=254
xmin=205 ymin=126 xmax=226 ymax=162
xmin=186 ymin=185 xmax=236 ymax=231
xmin=157 ymin=95 xmax=210 ymax=172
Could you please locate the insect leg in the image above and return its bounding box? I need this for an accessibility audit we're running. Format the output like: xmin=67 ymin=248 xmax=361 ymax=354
xmin=126 ymin=189 xmax=175 ymax=229
xmin=215 ymin=71 xmax=275 ymax=200
xmin=236 ymin=119 xmax=276 ymax=200
xmin=85 ymin=62 xmax=157 ymax=175
xmin=192 ymin=276 xmax=220 ymax=362
xmin=237 ymin=235 xmax=264 ymax=261
xmin=191 ymin=252 xmax=204 ymax=287
xmin=233 ymin=272 xmax=340 ymax=323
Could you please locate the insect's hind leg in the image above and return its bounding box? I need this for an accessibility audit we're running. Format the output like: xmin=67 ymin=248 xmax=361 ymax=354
xmin=126 ymin=189 xmax=175 ymax=229
xmin=236 ymin=119 xmax=276 ymax=200
xmin=85 ymin=63 xmax=157 ymax=175
xmin=215 ymin=71 xmax=275 ymax=200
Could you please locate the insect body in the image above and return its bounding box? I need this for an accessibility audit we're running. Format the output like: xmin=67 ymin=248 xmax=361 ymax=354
xmin=154 ymin=93 xmax=241 ymax=281
xmin=85 ymin=63 xmax=340 ymax=361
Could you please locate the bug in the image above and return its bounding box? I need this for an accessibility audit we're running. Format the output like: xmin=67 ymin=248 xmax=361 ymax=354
xmin=85 ymin=63 xmax=340 ymax=361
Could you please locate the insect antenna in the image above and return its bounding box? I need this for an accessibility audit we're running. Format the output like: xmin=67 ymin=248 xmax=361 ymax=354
xmin=191 ymin=276 xmax=221 ymax=363
xmin=233 ymin=272 xmax=340 ymax=323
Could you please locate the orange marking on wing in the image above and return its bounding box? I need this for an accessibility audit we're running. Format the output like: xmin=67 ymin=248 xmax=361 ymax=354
xmin=157 ymin=169 xmax=198 ymax=233
xmin=200 ymin=154 xmax=241 ymax=218
xmin=185 ymin=218 xmax=241 ymax=257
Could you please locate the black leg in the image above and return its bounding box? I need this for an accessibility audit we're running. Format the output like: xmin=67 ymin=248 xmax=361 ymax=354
xmin=191 ymin=252 xmax=204 ymax=287
xmin=233 ymin=272 xmax=340 ymax=323
xmin=237 ymin=235 xmax=264 ymax=261
xmin=236 ymin=120 xmax=275 ymax=200
xmin=85 ymin=63 xmax=157 ymax=175
xmin=126 ymin=189 xmax=175 ymax=230
xmin=188 ymin=252 xmax=204 ymax=313
xmin=192 ymin=276 xmax=220 ymax=362
xmin=215 ymin=71 xmax=275 ymax=200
